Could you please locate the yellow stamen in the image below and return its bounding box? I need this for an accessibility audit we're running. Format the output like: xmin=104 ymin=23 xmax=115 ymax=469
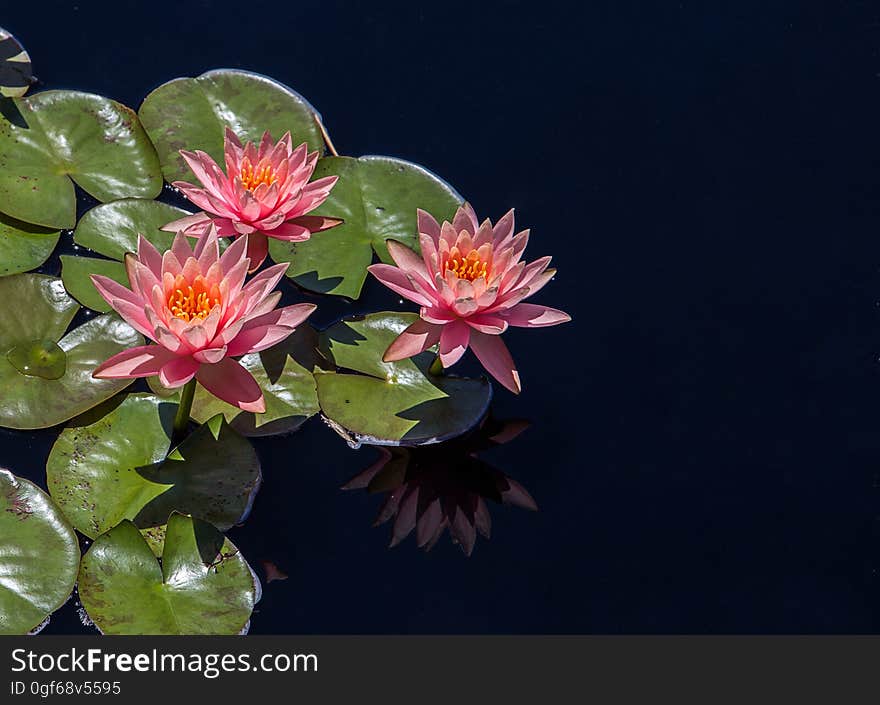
xmin=168 ymin=283 xmax=219 ymax=322
xmin=446 ymin=255 xmax=489 ymax=282
xmin=239 ymin=158 xmax=278 ymax=191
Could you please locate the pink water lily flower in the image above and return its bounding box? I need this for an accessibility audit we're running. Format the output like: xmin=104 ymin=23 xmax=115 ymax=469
xmin=163 ymin=127 xmax=341 ymax=271
xmin=90 ymin=227 xmax=315 ymax=413
xmin=367 ymin=204 xmax=570 ymax=393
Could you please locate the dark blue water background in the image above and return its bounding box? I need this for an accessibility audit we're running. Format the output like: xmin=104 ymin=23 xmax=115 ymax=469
xmin=1 ymin=0 xmax=878 ymax=633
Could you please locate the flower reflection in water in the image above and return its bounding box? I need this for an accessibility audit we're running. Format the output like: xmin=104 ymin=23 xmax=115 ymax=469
xmin=342 ymin=415 xmax=537 ymax=556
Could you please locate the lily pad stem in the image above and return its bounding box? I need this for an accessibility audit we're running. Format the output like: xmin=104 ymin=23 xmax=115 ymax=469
xmin=172 ymin=378 xmax=197 ymax=443
xmin=315 ymin=113 xmax=339 ymax=157
xmin=429 ymin=355 xmax=444 ymax=376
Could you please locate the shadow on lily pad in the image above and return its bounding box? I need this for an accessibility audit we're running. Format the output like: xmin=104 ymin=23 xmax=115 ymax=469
xmin=317 ymin=312 xmax=492 ymax=447
xmin=46 ymin=395 xmax=261 ymax=547
xmin=291 ymin=270 xmax=345 ymax=296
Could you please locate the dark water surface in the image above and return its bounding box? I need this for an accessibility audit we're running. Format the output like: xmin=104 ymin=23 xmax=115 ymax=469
xmin=1 ymin=0 xmax=879 ymax=633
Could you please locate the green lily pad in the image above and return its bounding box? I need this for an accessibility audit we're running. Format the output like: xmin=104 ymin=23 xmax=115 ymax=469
xmin=47 ymin=393 xmax=261 ymax=540
xmin=60 ymin=199 xmax=193 ymax=311
xmin=0 ymin=274 xmax=142 ymax=429
xmin=0 ymin=91 xmax=162 ymax=229
xmin=78 ymin=514 xmax=258 ymax=635
xmin=148 ymin=326 xmax=321 ymax=437
xmin=0 ymin=212 xmax=60 ymax=277
xmin=0 ymin=469 xmax=80 ymax=634
xmin=269 ymin=156 xmax=462 ymax=299
xmin=317 ymin=312 xmax=492 ymax=446
xmin=7 ymin=338 xmax=67 ymax=379
xmin=139 ymin=69 xmax=324 ymax=183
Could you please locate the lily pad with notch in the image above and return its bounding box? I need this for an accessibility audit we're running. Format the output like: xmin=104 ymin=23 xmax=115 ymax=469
xmin=317 ymin=312 xmax=491 ymax=446
xmin=0 ymin=273 xmax=143 ymax=429
xmin=138 ymin=68 xmax=324 ymax=183
xmin=0 ymin=469 xmax=80 ymax=635
xmin=0 ymin=90 xmax=162 ymax=229
xmin=269 ymin=156 xmax=462 ymax=299
xmin=77 ymin=514 xmax=259 ymax=635
xmin=60 ymin=198 xmax=194 ymax=312
xmin=46 ymin=393 xmax=261 ymax=543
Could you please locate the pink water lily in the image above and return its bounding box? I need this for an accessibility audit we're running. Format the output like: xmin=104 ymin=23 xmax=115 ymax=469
xmin=163 ymin=127 xmax=341 ymax=271
xmin=90 ymin=227 xmax=315 ymax=413
xmin=368 ymin=204 xmax=570 ymax=393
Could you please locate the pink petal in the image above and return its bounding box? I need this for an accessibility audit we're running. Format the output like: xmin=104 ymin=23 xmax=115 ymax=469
xmin=233 ymin=221 xmax=256 ymax=235
xmin=417 ymin=209 xmax=441 ymax=244
xmin=219 ymin=258 xmax=249 ymax=310
xmin=501 ymin=303 xmax=571 ymax=328
xmin=124 ymin=254 xmax=159 ymax=301
xmin=212 ymin=318 xmax=247 ymax=348
xmin=172 ymin=183 xmax=227 ymax=217
xmin=219 ymin=233 xmax=249 ymax=273
xmin=196 ymin=358 xmax=265 ymax=413
xmin=453 ymin=203 xmax=479 ymax=235
xmin=514 ymin=267 xmax=556 ymax=299
xmin=297 ymin=173 xmax=337 ymax=199
xmin=245 ymin=291 xmax=282 ymax=320
xmin=223 ymin=127 xmax=244 ymax=175
xmin=469 ymin=331 xmax=521 ymax=394
xmin=158 ymin=355 xmax=200 ymax=388
xmin=93 ymin=345 xmax=176 ymax=379
xmin=225 ymin=324 xmax=296 ymax=357
xmin=510 ymin=229 xmax=530 ymax=263
xmin=464 ymin=313 xmax=509 ymax=334
xmin=170 ymin=232 xmax=194 ymax=264
xmin=386 ymin=239 xmax=429 ymax=278
xmin=290 ymin=215 xmax=343 ymax=234
xmin=181 ymin=255 xmax=201 ymax=283
xmin=90 ymin=289 xmax=154 ymax=340
xmin=152 ymin=324 xmax=186 ymax=354
xmin=193 ymin=346 xmax=227 ymax=364
xmin=239 ymin=262 xmax=289 ymax=307
xmin=438 ymin=320 xmax=470 ymax=368
xmin=159 ymin=213 xmax=211 ymax=236
xmin=200 ymin=305 xmax=223 ymax=345
xmin=245 ymin=233 xmax=270 ymax=271
xmin=451 ymin=280 xmax=478 ymax=317
xmin=258 ymin=130 xmax=274 ymax=159
xmin=512 ymin=255 xmax=552 ymax=289
xmin=254 ymin=208 xmax=285 ymax=230
xmin=180 ymin=150 xmax=227 ymax=195
xmin=200 ymin=189 xmax=239 ymax=220
xmin=136 ymin=234 xmax=163 ymax=275
xmin=419 ymin=232 xmax=439 ymax=273
xmin=383 ymin=319 xmax=442 ymax=362
xmin=420 ymin=306 xmax=457 ymax=324
xmin=473 ymin=218 xmax=494 ymax=248
xmin=491 ymin=286 xmax=531 ymax=311
xmin=181 ymin=323 xmax=208 ymax=350
xmin=194 ymin=225 xmax=220 ymax=268
xmin=439 ymin=221 xmax=458 ymax=248
xmin=492 ymin=208 xmax=516 ymax=248
xmin=238 ymin=189 xmax=261 ymax=222
xmin=209 ymin=217 xmax=240 ymax=238
xmin=264 ymin=221 xmax=310 ymax=241
xmin=367 ymin=264 xmax=434 ymax=307
xmin=161 ymin=250 xmax=182 ymax=276
xmin=243 ymin=302 xmax=315 ymax=330
xmin=90 ymin=273 xmax=139 ymax=310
